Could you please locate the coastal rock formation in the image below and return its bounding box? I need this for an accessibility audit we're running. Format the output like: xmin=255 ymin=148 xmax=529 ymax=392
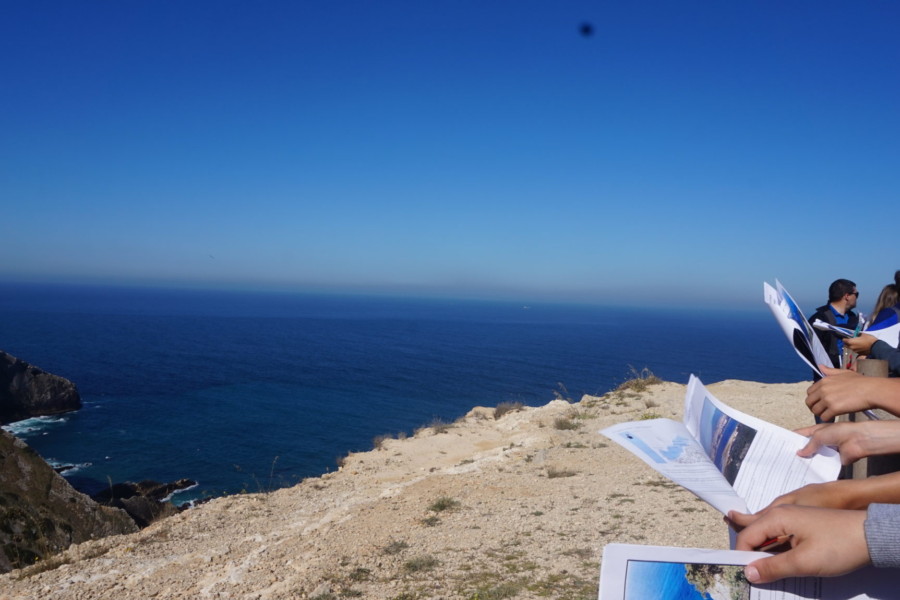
xmin=0 ymin=351 xmax=81 ymax=425
xmin=92 ymin=479 xmax=198 ymax=527
xmin=0 ymin=379 xmax=812 ymax=599
xmin=0 ymin=429 xmax=138 ymax=573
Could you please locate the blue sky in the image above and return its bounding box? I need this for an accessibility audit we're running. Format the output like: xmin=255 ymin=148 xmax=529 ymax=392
xmin=2 ymin=1 xmax=898 ymax=309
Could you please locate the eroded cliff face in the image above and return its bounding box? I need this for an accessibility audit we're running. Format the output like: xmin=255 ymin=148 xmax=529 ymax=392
xmin=0 ymin=429 xmax=138 ymax=573
xmin=0 ymin=351 xmax=81 ymax=425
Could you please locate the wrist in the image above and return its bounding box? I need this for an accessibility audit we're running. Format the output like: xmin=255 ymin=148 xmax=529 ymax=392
xmin=862 ymin=421 xmax=900 ymax=456
xmin=839 ymin=480 xmax=867 ymax=510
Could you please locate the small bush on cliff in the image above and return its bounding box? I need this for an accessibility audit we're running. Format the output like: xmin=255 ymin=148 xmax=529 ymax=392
xmin=553 ymin=417 xmax=579 ymax=430
xmin=414 ymin=418 xmax=452 ymax=436
xmin=615 ymin=367 xmax=662 ymax=393
xmin=382 ymin=539 xmax=410 ymax=555
xmin=403 ymin=554 xmax=439 ymax=572
xmin=493 ymin=401 xmax=523 ymax=419
xmin=372 ymin=433 xmax=393 ymax=450
xmin=428 ymin=496 xmax=460 ymax=512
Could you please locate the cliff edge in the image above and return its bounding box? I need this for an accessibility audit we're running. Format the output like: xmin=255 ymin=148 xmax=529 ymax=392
xmin=0 ymin=378 xmax=811 ymax=599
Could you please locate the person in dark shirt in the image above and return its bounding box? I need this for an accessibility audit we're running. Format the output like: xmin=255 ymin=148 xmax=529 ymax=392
xmin=808 ymin=278 xmax=860 ymax=371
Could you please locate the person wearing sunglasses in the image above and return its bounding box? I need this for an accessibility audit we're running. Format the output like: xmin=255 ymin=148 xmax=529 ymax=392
xmin=808 ymin=278 xmax=860 ymax=378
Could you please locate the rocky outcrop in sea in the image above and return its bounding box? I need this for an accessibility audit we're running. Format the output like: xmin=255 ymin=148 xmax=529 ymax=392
xmin=0 ymin=351 xmax=81 ymax=425
xmin=0 ymin=351 xmax=199 ymax=573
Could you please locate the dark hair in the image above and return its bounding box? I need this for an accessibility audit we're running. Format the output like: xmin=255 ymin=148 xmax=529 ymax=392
xmin=895 ymin=270 xmax=900 ymax=288
xmin=828 ymin=279 xmax=857 ymax=302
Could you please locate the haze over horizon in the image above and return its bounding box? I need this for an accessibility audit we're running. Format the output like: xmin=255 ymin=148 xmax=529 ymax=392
xmin=3 ymin=2 xmax=898 ymax=311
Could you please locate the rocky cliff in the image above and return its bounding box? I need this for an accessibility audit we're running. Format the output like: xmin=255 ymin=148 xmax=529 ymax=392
xmin=0 ymin=351 xmax=81 ymax=425
xmin=0 ymin=429 xmax=138 ymax=573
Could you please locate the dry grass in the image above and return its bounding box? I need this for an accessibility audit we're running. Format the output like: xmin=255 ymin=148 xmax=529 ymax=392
xmin=494 ymin=401 xmax=524 ymax=419
xmin=615 ymin=367 xmax=662 ymax=393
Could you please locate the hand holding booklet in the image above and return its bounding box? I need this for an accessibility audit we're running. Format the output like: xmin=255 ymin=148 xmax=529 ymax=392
xmin=600 ymin=375 xmax=840 ymax=515
xmin=598 ymin=544 xmax=896 ymax=600
xmin=596 ymin=378 xmax=898 ymax=599
xmin=812 ymin=319 xmax=900 ymax=349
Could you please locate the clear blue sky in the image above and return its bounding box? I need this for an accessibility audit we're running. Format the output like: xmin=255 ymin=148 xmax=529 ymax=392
xmin=2 ymin=1 xmax=898 ymax=310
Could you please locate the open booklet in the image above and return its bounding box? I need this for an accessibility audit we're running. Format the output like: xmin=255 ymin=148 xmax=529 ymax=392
xmin=764 ymin=280 xmax=832 ymax=376
xmin=812 ymin=319 xmax=900 ymax=349
xmin=598 ymin=544 xmax=896 ymax=600
xmin=600 ymin=375 xmax=840 ymax=516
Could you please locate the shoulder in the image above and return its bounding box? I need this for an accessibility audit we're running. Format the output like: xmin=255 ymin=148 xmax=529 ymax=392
xmin=872 ymin=308 xmax=900 ymax=327
xmin=809 ymin=305 xmax=829 ymax=319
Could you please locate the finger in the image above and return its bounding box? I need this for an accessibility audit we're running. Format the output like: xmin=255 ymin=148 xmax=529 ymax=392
xmin=806 ymin=398 xmax=825 ymax=417
xmin=745 ymin=553 xmax=804 ymax=584
xmin=750 ymin=494 xmax=792 ymax=517
xmin=733 ymin=512 xmax=791 ymax=551
xmin=723 ymin=514 xmax=744 ymax=532
xmin=726 ymin=511 xmax=756 ymax=528
xmin=805 ymin=392 xmax=818 ymax=410
xmin=797 ymin=437 xmax=822 ymax=458
xmin=794 ymin=423 xmax=828 ymax=437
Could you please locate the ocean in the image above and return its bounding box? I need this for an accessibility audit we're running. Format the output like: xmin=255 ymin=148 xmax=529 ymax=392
xmin=0 ymin=282 xmax=809 ymax=503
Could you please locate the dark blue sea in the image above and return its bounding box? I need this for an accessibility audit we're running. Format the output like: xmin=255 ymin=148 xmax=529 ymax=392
xmin=0 ymin=282 xmax=809 ymax=504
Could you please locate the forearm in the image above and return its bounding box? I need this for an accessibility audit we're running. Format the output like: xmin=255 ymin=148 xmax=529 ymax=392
xmin=855 ymin=420 xmax=900 ymax=457
xmin=838 ymin=473 xmax=900 ymax=510
xmin=869 ymin=341 xmax=900 ymax=377
xmin=858 ymin=376 xmax=900 ymax=416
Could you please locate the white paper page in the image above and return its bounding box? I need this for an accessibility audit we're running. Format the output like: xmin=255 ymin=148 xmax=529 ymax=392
xmin=683 ymin=376 xmax=840 ymax=513
xmin=598 ymin=544 xmax=896 ymax=600
xmin=864 ymin=321 xmax=900 ymax=348
xmin=601 ymin=419 xmax=747 ymax=515
xmin=765 ymin=281 xmax=832 ymax=374
xmin=813 ymin=320 xmax=900 ymax=348
xmin=812 ymin=320 xmax=856 ymax=338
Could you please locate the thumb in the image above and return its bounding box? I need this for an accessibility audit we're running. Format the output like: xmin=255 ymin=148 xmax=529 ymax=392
xmin=744 ymin=554 xmax=798 ymax=584
xmin=796 ymin=437 xmax=821 ymax=458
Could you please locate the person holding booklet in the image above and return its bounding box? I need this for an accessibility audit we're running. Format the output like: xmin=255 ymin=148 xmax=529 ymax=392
xmin=797 ymin=419 xmax=900 ymax=466
xmin=731 ymin=426 xmax=900 ymax=511
xmin=727 ymin=413 xmax=900 ymax=583
xmin=729 ymin=503 xmax=900 ymax=583
xmin=842 ymin=271 xmax=900 ymax=375
xmin=805 ymin=366 xmax=900 ymax=421
xmin=808 ymin=279 xmax=860 ymax=376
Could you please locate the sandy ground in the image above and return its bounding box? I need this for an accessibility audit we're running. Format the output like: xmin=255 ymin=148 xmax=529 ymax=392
xmin=0 ymin=378 xmax=812 ymax=600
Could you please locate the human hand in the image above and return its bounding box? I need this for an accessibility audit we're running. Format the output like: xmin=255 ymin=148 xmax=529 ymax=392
xmin=795 ymin=422 xmax=869 ymax=465
xmin=799 ymin=420 xmax=900 ymax=463
xmin=730 ymin=505 xmax=870 ymax=583
xmin=756 ymin=481 xmax=857 ymax=512
xmin=805 ymin=367 xmax=870 ymax=421
xmin=844 ymin=334 xmax=877 ymax=355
